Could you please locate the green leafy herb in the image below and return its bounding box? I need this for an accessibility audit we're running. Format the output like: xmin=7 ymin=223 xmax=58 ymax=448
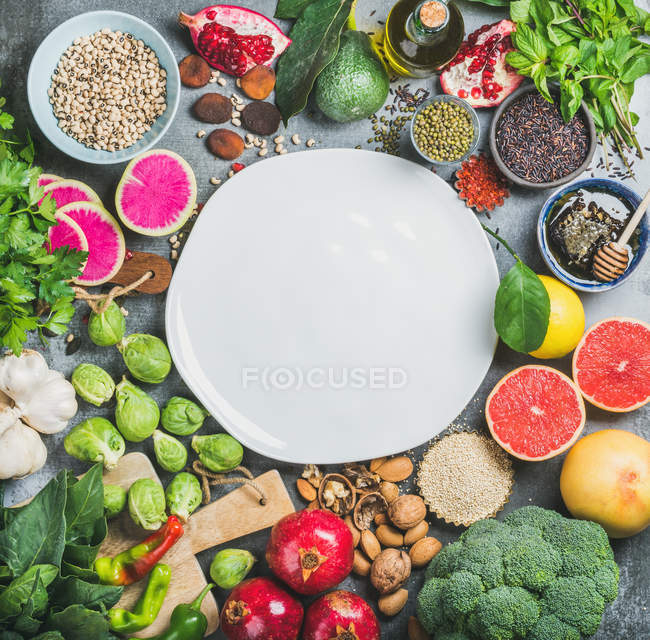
xmin=275 ymin=0 xmax=353 ymax=123
xmin=506 ymin=0 xmax=650 ymax=167
xmin=483 ymin=226 xmax=550 ymax=353
xmin=0 ymin=80 xmax=87 ymax=355
xmin=275 ymin=0 xmax=316 ymax=19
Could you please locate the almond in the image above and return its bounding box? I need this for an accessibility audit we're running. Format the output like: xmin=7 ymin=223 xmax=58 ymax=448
xmin=409 ymin=536 xmax=442 ymax=568
xmin=376 ymin=523 xmax=404 ymax=547
xmin=374 ymin=513 xmax=389 ymax=526
xmin=360 ymin=529 xmax=381 ymax=561
xmin=376 ymin=456 xmax=413 ymax=482
xmin=352 ymin=549 xmax=371 ymax=576
xmin=379 ymin=481 xmax=399 ymax=503
xmin=408 ymin=616 xmax=429 ymax=640
xmin=306 ymin=499 xmax=319 ymax=510
xmin=296 ymin=478 xmax=317 ymax=502
xmin=369 ymin=456 xmax=387 ymax=472
xmin=388 ymin=494 xmax=426 ymax=530
xmin=344 ymin=514 xmax=361 ymax=547
xmin=378 ymin=588 xmax=408 ymax=616
xmin=404 ymin=520 xmax=429 ymax=546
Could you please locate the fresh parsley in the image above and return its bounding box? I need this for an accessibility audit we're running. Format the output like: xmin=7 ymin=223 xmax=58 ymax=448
xmin=0 ymin=80 xmax=87 ymax=355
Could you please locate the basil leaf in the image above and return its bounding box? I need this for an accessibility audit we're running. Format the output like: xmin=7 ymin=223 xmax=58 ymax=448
xmin=463 ymin=0 xmax=509 ymax=5
xmin=560 ymin=80 xmax=584 ymax=121
xmin=510 ymin=0 xmax=532 ymax=23
xmin=530 ymin=61 xmax=552 ymax=101
xmin=506 ymin=51 xmax=534 ymax=70
xmin=621 ymin=52 xmax=650 ymax=82
xmin=275 ymin=0 xmax=315 ymax=19
xmin=512 ymin=23 xmax=548 ymax=63
xmin=275 ymin=0 xmax=353 ymax=123
xmin=494 ymin=261 xmax=550 ymax=353
xmin=551 ymin=44 xmax=579 ymax=69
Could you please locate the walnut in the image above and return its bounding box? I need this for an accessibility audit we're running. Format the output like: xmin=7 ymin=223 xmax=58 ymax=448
xmin=353 ymin=492 xmax=388 ymax=530
xmin=302 ymin=463 xmax=323 ymax=489
xmin=343 ymin=462 xmax=381 ymax=493
xmin=388 ymin=494 xmax=426 ymax=530
xmin=317 ymin=473 xmax=355 ymax=516
xmin=370 ymin=548 xmax=411 ymax=594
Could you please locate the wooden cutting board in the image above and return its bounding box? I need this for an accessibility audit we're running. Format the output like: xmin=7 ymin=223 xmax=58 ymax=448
xmin=101 ymin=452 xmax=295 ymax=637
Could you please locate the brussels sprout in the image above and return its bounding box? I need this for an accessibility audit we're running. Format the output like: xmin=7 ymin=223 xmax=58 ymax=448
xmin=209 ymin=549 xmax=256 ymax=589
xmin=88 ymin=301 xmax=126 ymax=346
xmin=165 ymin=472 xmax=202 ymax=522
xmin=161 ymin=397 xmax=209 ymax=436
xmin=103 ymin=484 xmax=127 ymax=519
xmin=64 ymin=417 xmax=125 ymax=471
xmin=114 ymin=378 xmax=160 ymax=442
xmin=128 ymin=478 xmax=167 ymax=530
xmin=152 ymin=430 xmax=188 ymax=473
xmin=191 ymin=434 xmax=243 ymax=473
xmin=71 ymin=363 xmax=116 ymax=407
xmin=118 ymin=334 xmax=171 ymax=384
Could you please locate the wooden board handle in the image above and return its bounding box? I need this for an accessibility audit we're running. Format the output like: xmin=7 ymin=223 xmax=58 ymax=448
xmin=187 ymin=470 xmax=295 ymax=555
xmin=108 ymin=250 xmax=173 ymax=294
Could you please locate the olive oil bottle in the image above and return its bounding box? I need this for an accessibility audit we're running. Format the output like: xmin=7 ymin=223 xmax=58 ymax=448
xmin=384 ymin=0 xmax=464 ymax=77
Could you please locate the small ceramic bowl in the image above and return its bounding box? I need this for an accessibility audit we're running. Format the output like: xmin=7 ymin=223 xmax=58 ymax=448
xmin=489 ymin=84 xmax=597 ymax=190
xmin=410 ymin=95 xmax=480 ymax=166
xmin=27 ymin=10 xmax=180 ymax=165
xmin=537 ymin=178 xmax=648 ymax=292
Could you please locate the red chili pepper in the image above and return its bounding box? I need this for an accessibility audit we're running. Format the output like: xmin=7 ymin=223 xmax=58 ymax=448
xmin=95 ymin=516 xmax=184 ymax=586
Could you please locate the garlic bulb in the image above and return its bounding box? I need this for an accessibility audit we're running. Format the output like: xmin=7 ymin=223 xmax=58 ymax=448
xmin=0 ymin=418 xmax=47 ymax=480
xmin=0 ymin=350 xmax=77 ymax=434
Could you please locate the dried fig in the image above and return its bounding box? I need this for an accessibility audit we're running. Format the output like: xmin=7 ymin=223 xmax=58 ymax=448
xmin=370 ymin=548 xmax=411 ymax=594
xmin=388 ymin=494 xmax=426 ymax=530
xmin=193 ymin=93 xmax=231 ymax=123
xmin=353 ymin=491 xmax=387 ymax=530
xmin=241 ymin=101 xmax=282 ymax=135
xmin=317 ymin=473 xmax=355 ymax=516
xmin=343 ymin=462 xmax=381 ymax=493
xmin=240 ymin=65 xmax=276 ymax=100
xmin=207 ymin=129 xmax=244 ymax=160
xmin=179 ymin=54 xmax=211 ymax=88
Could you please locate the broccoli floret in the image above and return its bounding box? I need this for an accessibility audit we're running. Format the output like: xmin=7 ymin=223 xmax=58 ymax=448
xmin=472 ymin=586 xmax=540 ymax=640
xmin=435 ymin=633 xmax=474 ymax=640
xmin=528 ymin=615 xmax=581 ymax=640
xmin=417 ymin=577 xmax=448 ymax=634
xmin=591 ymin=559 xmax=619 ymax=602
xmin=504 ymin=506 xmax=562 ymax=536
xmin=454 ymin=541 xmax=505 ymax=590
xmin=426 ymin=541 xmax=464 ymax=580
xmin=460 ymin=518 xmax=509 ymax=542
xmin=442 ymin=571 xmax=484 ymax=619
xmin=503 ymin=537 xmax=561 ymax=592
xmin=542 ymin=577 xmax=605 ymax=636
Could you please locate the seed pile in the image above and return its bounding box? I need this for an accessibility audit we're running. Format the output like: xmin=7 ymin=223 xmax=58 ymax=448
xmin=48 ymin=29 xmax=167 ymax=151
xmin=413 ymin=100 xmax=474 ymax=162
xmin=417 ymin=430 xmax=514 ymax=526
xmin=495 ymin=92 xmax=588 ymax=183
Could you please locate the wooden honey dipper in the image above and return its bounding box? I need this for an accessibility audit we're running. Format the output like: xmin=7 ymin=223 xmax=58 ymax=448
xmin=593 ymin=189 xmax=650 ymax=282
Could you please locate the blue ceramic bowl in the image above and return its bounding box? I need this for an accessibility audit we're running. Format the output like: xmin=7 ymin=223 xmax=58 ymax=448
xmin=27 ymin=11 xmax=180 ymax=165
xmin=537 ymin=178 xmax=648 ymax=292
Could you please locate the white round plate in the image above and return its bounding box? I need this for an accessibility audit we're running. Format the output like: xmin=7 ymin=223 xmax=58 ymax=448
xmin=166 ymin=150 xmax=499 ymax=463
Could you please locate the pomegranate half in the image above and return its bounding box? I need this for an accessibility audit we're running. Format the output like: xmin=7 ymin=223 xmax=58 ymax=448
xmin=179 ymin=5 xmax=291 ymax=76
xmin=266 ymin=509 xmax=354 ymax=595
xmin=440 ymin=20 xmax=523 ymax=107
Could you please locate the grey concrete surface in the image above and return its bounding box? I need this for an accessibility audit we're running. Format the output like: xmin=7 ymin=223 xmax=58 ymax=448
xmin=1 ymin=0 xmax=648 ymax=638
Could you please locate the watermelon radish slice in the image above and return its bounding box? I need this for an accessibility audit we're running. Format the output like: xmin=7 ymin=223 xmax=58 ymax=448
xmin=115 ymin=150 xmax=197 ymax=236
xmin=38 ymin=173 xmax=63 ymax=187
xmin=48 ymin=211 xmax=89 ymax=255
xmin=41 ymin=179 xmax=101 ymax=208
xmin=573 ymin=317 xmax=650 ymax=412
xmin=57 ymin=202 xmax=125 ymax=286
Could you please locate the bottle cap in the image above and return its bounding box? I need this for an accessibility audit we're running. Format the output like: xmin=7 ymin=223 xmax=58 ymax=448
xmin=419 ymin=1 xmax=448 ymax=30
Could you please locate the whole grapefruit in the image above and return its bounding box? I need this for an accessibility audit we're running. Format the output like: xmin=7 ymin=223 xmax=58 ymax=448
xmin=560 ymin=429 xmax=650 ymax=538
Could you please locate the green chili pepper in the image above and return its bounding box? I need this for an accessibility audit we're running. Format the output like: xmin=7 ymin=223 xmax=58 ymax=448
xmin=108 ymin=563 xmax=171 ymax=634
xmin=140 ymin=583 xmax=214 ymax=640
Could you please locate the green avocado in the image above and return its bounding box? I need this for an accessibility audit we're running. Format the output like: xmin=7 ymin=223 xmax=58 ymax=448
xmin=315 ymin=30 xmax=390 ymax=123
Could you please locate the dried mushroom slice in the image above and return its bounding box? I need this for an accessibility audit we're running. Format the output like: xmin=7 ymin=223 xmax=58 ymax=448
xmin=318 ymin=473 xmax=355 ymax=516
xmin=353 ymin=491 xmax=388 ymax=530
xmin=302 ymin=463 xmax=323 ymax=489
xmin=342 ymin=462 xmax=381 ymax=493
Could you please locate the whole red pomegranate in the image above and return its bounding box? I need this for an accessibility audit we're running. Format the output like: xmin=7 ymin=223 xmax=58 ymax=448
xmin=440 ymin=20 xmax=523 ymax=107
xmin=220 ymin=577 xmax=303 ymax=640
xmin=179 ymin=5 xmax=291 ymax=76
xmin=266 ymin=509 xmax=354 ymax=595
xmin=303 ymin=590 xmax=381 ymax=640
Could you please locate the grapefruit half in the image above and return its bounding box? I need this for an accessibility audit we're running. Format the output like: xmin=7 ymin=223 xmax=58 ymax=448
xmin=486 ymin=365 xmax=586 ymax=461
xmin=572 ymin=317 xmax=650 ymax=412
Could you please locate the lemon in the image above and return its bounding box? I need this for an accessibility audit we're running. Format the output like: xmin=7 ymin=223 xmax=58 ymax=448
xmin=529 ymin=275 xmax=585 ymax=359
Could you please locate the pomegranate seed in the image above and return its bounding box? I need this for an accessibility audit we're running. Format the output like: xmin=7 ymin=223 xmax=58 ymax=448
xmin=231 ymin=162 xmax=245 ymax=172
xmin=125 ymin=249 xmax=133 ymax=260
xmin=458 ymin=89 xmax=469 ymax=98
xmin=471 ymin=86 xmax=482 ymax=99
xmin=206 ymin=9 xmax=216 ymax=19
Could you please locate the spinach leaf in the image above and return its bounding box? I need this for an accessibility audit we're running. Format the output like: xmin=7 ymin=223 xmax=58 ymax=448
xmin=275 ymin=0 xmax=353 ymax=123
xmin=275 ymin=0 xmax=315 ymax=19
xmin=51 ymin=576 xmax=122 ymax=613
xmin=46 ymin=605 xmax=114 ymax=640
xmin=34 ymin=634 xmax=65 ymax=640
xmin=0 ymin=472 xmax=66 ymax=576
xmin=494 ymin=261 xmax=550 ymax=353
xmin=63 ymin=518 xmax=107 ymax=570
xmin=64 ymin=465 xmax=104 ymax=545
xmin=60 ymin=561 xmax=99 ymax=582
xmin=0 ymin=564 xmax=57 ymax=621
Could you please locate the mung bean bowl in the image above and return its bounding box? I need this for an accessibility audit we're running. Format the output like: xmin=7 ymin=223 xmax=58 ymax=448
xmin=28 ymin=11 xmax=180 ymax=164
xmin=410 ymin=95 xmax=479 ymax=166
